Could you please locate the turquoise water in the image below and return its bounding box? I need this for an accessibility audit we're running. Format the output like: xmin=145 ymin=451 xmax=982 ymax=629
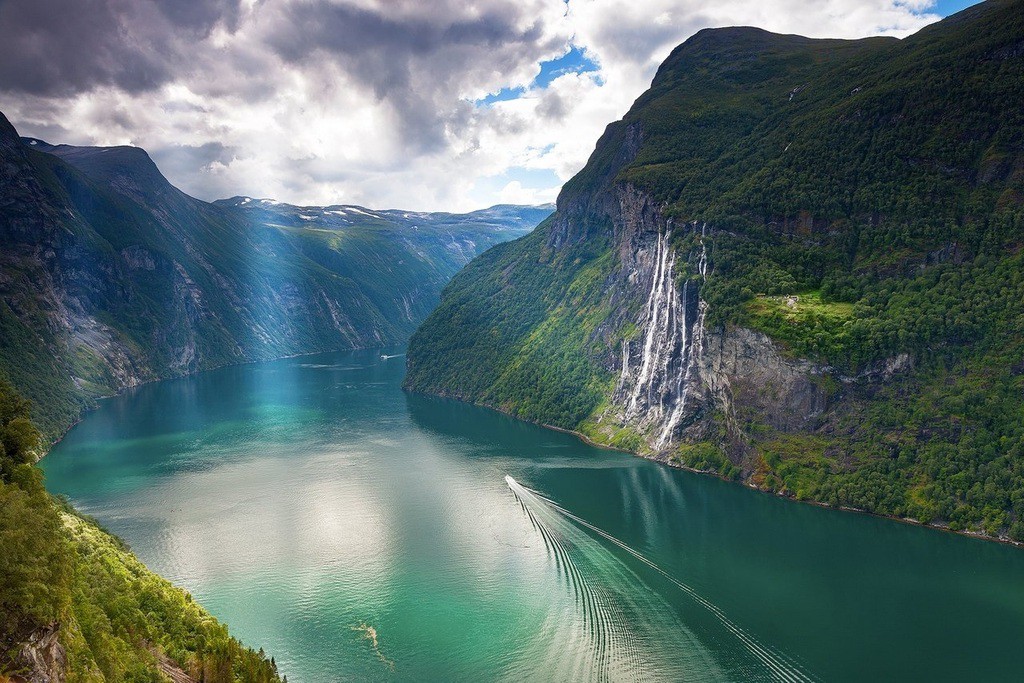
xmin=42 ymin=349 xmax=1024 ymax=681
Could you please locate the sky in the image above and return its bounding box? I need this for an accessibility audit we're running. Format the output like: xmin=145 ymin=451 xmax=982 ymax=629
xmin=0 ymin=0 xmax=982 ymax=211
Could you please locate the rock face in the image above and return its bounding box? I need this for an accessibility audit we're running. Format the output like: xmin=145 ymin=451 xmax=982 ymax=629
xmin=607 ymin=220 xmax=709 ymax=450
xmin=405 ymin=103 xmax=840 ymax=465
xmin=12 ymin=623 xmax=67 ymax=683
xmin=700 ymin=327 xmax=828 ymax=436
xmin=591 ymin=198 xmax=827 ymax=462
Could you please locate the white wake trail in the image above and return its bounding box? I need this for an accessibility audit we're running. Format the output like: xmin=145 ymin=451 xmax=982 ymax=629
xmin=505 ymin=476 xmax=816 ymax=683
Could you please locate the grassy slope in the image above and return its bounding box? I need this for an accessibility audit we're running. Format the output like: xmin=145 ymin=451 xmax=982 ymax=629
xmin=407 ymin=0 xmax=1024 ymax=540
xmin=406 ymin=223 xmax=618 ymax=428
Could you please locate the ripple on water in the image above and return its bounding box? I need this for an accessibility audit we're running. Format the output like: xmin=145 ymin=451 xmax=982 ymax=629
xmin=40 ymin=349 xmax=1024 ymax=683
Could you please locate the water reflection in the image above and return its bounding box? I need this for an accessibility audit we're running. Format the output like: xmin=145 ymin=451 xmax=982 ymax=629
xmin=42 ymin=349 xmax=1024 ymax=683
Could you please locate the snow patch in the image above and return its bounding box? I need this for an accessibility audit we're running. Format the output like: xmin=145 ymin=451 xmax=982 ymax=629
xmin=344 ymin=206 xmax=376 ymax=217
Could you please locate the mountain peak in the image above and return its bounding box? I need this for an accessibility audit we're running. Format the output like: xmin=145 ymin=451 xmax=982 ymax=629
xmin=651 ymin=25 xmax=893 ymax=90
xmin=405 ymin=0 xmax=1024 ymax=544
xmin=27 ymin=139 xmax=176 ymax=203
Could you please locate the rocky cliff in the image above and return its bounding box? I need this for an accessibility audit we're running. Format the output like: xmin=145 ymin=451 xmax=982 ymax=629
xmin=407 ymin=0 xmax=1024 ymax=541
xmin=10 ymin=623 xmax=66 ymax=683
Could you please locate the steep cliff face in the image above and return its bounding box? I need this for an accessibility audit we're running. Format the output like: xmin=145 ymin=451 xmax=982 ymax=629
xmin=582 ymin=205 xmax=831 ymax=463
xmin=407 ymin=1 xmax=1024 ymax=541
xmin=1 ymin=117 xmax=549 ymax=437
xmin=608 ymin=220 xmax=708 ymax=450
xmin=11 ymin=623 xmax=66 ymax=683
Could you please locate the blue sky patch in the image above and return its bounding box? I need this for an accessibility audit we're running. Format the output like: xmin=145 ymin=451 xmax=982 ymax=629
xmin=469 ymin=166 xmax=561 ymax=204
xmin=535 ymin=45 xmax=600 ymax=88
xmin=476 ymin=45 xmax=600 ymax=106
xmin=931 ymin=0 xmax=982 ymax=16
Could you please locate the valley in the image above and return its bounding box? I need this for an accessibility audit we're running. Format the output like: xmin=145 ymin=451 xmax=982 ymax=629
xmin=2 ymin=120 xmax=549 ymax=438
xmin=1 ymin=1 xmax=1022 ymax=681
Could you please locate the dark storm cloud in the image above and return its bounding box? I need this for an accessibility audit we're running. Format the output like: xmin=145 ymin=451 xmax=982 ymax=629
xmin=0 ymin=0 xmax=561 ymax=151
xmin=0 ymin=0 xmax=165 ymax=95
xmin=264 ymin=1 xmax=556 ymax=151
xmin=0 ymin=0 xmax=241 ymax=96
xmin=269 ymin=2 xmax=542 ymax=69
xmin=151 ymin=0 xmax=243 ymax=33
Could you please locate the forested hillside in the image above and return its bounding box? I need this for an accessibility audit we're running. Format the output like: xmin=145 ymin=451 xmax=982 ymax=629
xmin=0 ymin=378 xmax=282 ymax=681
xmin=406 ymin=0 xmax=1024 ymax=541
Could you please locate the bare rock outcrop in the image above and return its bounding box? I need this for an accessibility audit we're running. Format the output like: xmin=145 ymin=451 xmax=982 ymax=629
xmin=10 ymin=623 xmax=66 ymax=683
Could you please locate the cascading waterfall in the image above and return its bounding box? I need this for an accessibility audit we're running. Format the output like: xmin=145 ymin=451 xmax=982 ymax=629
xmin=623 ymin=229 xmax=679 ymax=421
xmin=619 ymin=339 xmax=629 ymax=381
xmin=618 ymin=224 xmax=710 ymax=449
xmin=657 ymin=227 xmax=708 ymax=449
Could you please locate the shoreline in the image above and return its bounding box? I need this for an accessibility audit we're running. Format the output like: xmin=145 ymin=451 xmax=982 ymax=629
xmin=408 ymin=387 xmax=1024 ymax=551
xmin=565 ymin=426 xmax=1024 ymax=549
xmin=46 ymin=357 xmax=1023 ymax=551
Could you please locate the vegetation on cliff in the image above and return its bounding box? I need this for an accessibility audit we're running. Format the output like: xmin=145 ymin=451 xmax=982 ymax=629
xmin=0 ymin=378 xmax=282 ymax=681
xmin=407 ymin=0 xmax=1024 ymax=540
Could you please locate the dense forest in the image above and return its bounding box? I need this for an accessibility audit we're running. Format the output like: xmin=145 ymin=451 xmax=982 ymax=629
xmin=0 ymin=378 xmax=283 ymax=681
xmin=407 ymin=0 xmax=1024 ymax=541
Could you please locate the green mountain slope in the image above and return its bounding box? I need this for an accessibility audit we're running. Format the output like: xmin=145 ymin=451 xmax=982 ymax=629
xmin=1 ymin=118 xmax=550 ymax=438
xmin=0 ymin=378 xmax=281 ymax=682
xmin=406 ymin=0 xmax=1024 ymax=541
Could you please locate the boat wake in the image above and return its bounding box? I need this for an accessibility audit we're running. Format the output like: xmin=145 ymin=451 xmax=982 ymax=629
xmin=505 ymin=475 xmax=815 ymax=683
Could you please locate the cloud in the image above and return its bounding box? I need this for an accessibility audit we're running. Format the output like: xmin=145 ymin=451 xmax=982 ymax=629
xmin=148 ymin=140 xmax=238 ymax=193
xmin=0 ymin=0 xmax=246 ymax=96
xmin=496 ymin=180 xmax=559 ymax=206
xmin=259 ymin=0 xmax=566 ymax=152
xmin=151 ymin=0 xmax=243 ymax=33
xmin=0 ymin=0 xmax=953 ymax=211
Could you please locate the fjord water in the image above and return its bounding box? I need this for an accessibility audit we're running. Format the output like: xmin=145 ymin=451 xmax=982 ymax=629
xmin=43 ymin=350 xmax=1024 ymax=682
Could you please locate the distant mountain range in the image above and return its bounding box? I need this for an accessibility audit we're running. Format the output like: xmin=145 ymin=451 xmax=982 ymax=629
xmin=1 ymin=116 xmax=551 ymax=437
xmin=406 ymin=0 xmax=1024 ymax=542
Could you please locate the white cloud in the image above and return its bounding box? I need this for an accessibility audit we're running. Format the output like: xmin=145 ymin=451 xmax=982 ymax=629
xmin=494 ymin=180 xmax=559 ymax=206
xmin=0 ymin=0 xmax=948 ymax=211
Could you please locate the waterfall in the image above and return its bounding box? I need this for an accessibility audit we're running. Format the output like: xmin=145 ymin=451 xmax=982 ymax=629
xmin=618 ymin=224 xmax=709 ymax=450
xmin=620 ymin=339 xmax=630 ymax=381
xmin=656 ymin=228 xmax=708 ymax=449
xmin=624 ymin=230 xmax=677 ymax=420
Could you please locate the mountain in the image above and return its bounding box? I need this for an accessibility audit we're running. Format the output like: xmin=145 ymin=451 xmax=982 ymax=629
xmin=406 ymin=0 xmax=1024 ymax=541
xmin=0 ymin=117 xmax=550 ymax=437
